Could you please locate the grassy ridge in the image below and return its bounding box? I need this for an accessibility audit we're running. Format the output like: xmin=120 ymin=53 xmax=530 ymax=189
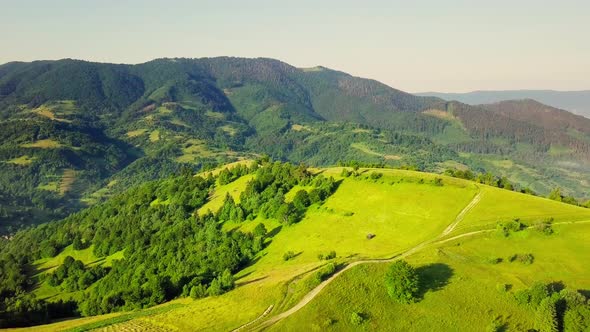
xmin=12 ymin=167 xmax=590 ymax=331
xmin=273 ymin=222 xmax=590 ymax=331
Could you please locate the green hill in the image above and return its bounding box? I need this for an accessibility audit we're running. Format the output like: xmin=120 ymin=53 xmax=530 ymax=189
xmin=3 ymin=57 xmax=590 ymax=234
xmin=2 ymin=161 xmax=589 ymax=331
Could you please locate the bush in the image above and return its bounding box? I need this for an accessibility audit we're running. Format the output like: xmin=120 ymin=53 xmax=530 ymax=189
xmin=433 ymin=178 xmax=443 ymax=186
xmin=535 ymin=222 xmax=554 ymax=235
xmin=384 ymin=260 xmax=420 ymax=304
xmin=369 ymin=172 xmax=383 ymax=180
xmin=318 ymin=250 xmax=336 ymax=260
xmin=509 ymin=253 xmax=534 ymax=265
xmin=350 ymin=312 xmax=365 ymax=325
xmin=497 ymin=219 xmax=525 ymax=237
xmin=496 ymin=283 xmax=509 ymax=292
xmin=340 ymin=168 xmax=351 ymax=177
xmin=283 ymin=251 xmax=296 ymax=261
xmin=486 ymin=320 xmax=503 ymax=332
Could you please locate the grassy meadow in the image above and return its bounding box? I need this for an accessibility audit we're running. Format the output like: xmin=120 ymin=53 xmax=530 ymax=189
xmin=13 ymin=167 xmax=590 ymax=331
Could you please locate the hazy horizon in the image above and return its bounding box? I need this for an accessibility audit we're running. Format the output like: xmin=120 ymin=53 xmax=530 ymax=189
xmin=2 ymin=0 xmax=589 ymax=93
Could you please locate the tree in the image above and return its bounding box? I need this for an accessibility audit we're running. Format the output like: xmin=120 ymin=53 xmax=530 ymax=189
xmin=207 ymin=278 xmax=223 ymax=296
xmin=190 ymin=284 xmax=207 ymax=299
xmin=219 ymin=269 xmax=235 ymax=291
xmin=292 ymin=190 xmax=310 ymax=211
xmin=536 ymin=298 xmax=558 ymax=332
xmin=252 ymin=223 xmax=267 ymax=237
xmin=384 ymin=260 xmax=420 ymax=304
xmin=548 ymin=188 xmax=563 ymax=202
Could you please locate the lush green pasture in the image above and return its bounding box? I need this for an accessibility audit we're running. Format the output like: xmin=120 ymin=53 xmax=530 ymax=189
xmin=273 ymin=223 xmax=590 ymax=331
xmin=452 ymin=185 xmax=590 ymax=234
xmin=197 ymin=173 xmax=254 ymax=215
xmin=32 ymin=245 xmax=124 ymax=301
xmin=14 ymin=167 xmax=590 ymax=332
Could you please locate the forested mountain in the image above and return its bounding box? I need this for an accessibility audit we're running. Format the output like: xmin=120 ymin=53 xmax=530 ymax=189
xmin=1 ymin=57 xmax=590 ymax=234
xmin=417 ymin=90 xmax=590 ymax=118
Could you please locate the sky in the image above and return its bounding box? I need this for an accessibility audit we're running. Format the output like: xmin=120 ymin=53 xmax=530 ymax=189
xmin=1 ymin=0 xmax=589 ymax=92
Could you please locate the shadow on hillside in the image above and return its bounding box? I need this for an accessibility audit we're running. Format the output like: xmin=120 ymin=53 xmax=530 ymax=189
xmin=415 ymin=263 xmax=454 ymax=300
xmin=236 ymin=275 xmax=268 ymax=287
xmin=267 ymin=226 xmax=282 ymax=238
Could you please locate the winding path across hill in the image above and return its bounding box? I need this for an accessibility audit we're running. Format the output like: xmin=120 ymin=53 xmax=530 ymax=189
xmin=235 ymin=193 xmax=590 ymax=331
xmin=235 ymin=191 xmax=484 ymax=331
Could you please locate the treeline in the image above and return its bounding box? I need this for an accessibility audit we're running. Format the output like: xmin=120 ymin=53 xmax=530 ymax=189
xmin=0 ymin=160 xmax=336 ymax=327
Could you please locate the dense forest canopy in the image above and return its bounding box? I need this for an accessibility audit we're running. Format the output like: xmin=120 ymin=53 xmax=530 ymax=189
xmin=0 ymin=160 xmax=339 ymax=327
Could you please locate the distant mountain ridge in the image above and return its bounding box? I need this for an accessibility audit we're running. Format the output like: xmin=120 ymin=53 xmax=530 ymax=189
xmin=2 ymin=57 xmax=590 ymax=233
xmin=416 ymin=90 xmax=590 ymax=118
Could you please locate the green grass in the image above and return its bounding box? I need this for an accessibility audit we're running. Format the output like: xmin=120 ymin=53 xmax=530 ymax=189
xmin=149 ymin=129 xmax=160 ymax=142
xmin=452 ymin=185 xmax=590 ymax=234
xmin=6 ymin=155 xmax=36 ymax=165
xmin=126 ymin=128 xmax=148 ymax=137
xmin=32 ymin=245 xmax=125 ymax=302
xmin=21 ymin=139 xmax=62 ymax=149
xmin=20 ymin=167 xmax=590 ymax=332
xmin=273 ymin=222 xmax=590 ymax=331
xmin=198 ymin=174 xmax=254 ymax=215
xmin=37 ymin=182 xmax=60 ymax=192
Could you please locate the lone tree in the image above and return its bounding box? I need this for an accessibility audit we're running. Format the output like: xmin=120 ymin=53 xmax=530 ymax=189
xmin=385 ymin=260 xmax=420 ymax=303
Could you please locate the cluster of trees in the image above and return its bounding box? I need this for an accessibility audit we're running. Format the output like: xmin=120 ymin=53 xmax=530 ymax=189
xmin=0 ymin=160 xmax=337 ymax=327
xmin=514 ymin=282 xmax=590 ymax=332
xmin=217 ymin=163 xmax=255 ymax=185
xmin=444 ymin=168 xmax=520 ymax=192
xmin=547 ymin=188 xmax=590 ymax=207
xmin=46 ymin=256 xmax=107 ymax=292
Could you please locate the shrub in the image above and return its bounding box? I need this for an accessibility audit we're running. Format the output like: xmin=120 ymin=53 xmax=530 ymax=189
xmin=283 ymin=251 xmax=296 ymax=261
xmin=486 ymin=257 xmax=502 ymax=264
xmin=369 ymin=172 xmax=383 ymax=180
xmin=496 ymin=283 xmax=509 ymax=292
xmin=340 ymin=168 xmax=351 ymax=177
xmin=385 ymin=260 xmax=420 ymax=304
xmin=350 ymin=312 xmax=365 ymax=325
xmin=486 ymin=320 xmax=503 ymax=332
xmin=535 ymin=222 xmax=554 ymax=235
xmin=433 ymin=177 xmax=444 ymax=186
xmin=319 ymin=250 xmax=336 ymax=261
xmin=509 ymin=253 xmax=534 ymax=265
xmin=497 ymin=219 xmax=525 ymax=237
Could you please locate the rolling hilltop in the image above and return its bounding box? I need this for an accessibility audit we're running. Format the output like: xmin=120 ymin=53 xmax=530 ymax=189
xmin=2 ymin=58 xmax=590 ymax=234
xmin=1 ymin=161 xmax=589 ymax=331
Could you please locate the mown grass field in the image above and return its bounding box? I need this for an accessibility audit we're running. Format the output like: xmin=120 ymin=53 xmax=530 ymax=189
xmin=15 ymin=167 xmax=590 ymax=331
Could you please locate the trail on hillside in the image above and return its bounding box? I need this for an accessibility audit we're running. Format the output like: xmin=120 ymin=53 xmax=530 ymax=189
xmin=243 ymin=192 xmax=483 ymax=331
xmin=240 ymin=194 xmax=589 ymax=331
xmin=442 ymin=192 xmax=481 ymax=236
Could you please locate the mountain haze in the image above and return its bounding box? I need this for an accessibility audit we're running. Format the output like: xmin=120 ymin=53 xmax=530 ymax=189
xmin=416 ymin=90 xmax=590 ymax=118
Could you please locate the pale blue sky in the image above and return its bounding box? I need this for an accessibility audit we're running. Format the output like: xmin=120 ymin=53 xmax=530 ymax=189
xmin=1 ymin=0 xmax=589 ymax=92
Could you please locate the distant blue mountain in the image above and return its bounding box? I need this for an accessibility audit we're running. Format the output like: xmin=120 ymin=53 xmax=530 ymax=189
xmin=416 ymin=90 xmax=590 ymax=118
